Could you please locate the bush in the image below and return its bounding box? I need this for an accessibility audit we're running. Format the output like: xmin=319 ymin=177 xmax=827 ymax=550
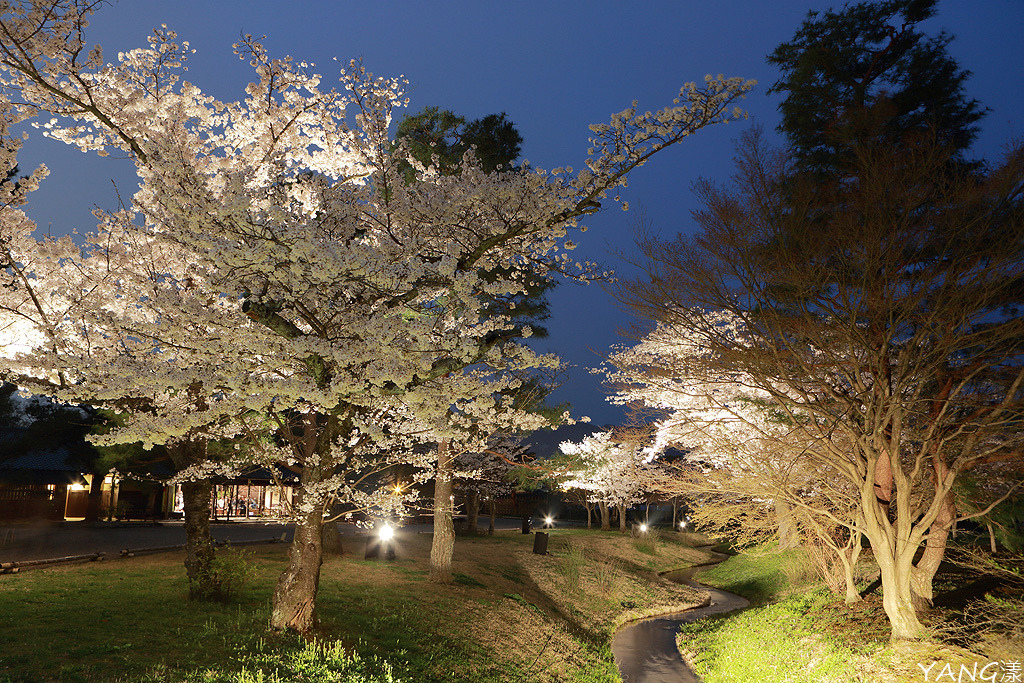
xmin=192 ymin=547 xmax=258 ymax=602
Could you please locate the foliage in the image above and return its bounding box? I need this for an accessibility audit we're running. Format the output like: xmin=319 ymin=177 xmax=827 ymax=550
xmin=556 ymin=430 xmax=658 ymax=526
xmin=233 ymin=640 xmax=399 ymax=683
xmin=767 ymin=0 xmax=984 ymax=176
xmin=191 ymin=547 xmax=258 ymax=603
xmin=395 ymin=106 xmax=523 ymax=176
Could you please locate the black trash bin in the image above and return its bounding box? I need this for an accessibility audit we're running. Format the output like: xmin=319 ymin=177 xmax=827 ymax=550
xmin=533 ymin=531 xmax=548 ymax=555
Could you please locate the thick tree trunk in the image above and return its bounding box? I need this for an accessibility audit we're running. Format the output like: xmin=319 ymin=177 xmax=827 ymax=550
xmin=271 ymin=500 xmax=324 ymax=632
xmin=166 ymin=440 xmax=218 ymax=600
xmin=618 ymin=505 xmax=627 ymax=533
xmin=911 ymin=465 xmax=956 ymax=606
xmin=599 ymin=501 xmax=610 ymax=531
xmin=876 ymin=548 xmax=924 ymax=639
xmin=862 ymin=463 xmax=925 ymax=639
xmin=775 ymin=499 xmax=800 ymax=549
xmin=466 ymin=488 xmax=480 ymax=534
xmin=431 ymin=440 xmax=455 ymax=583
xmin=180 ymin=478 xmax=217 ymax=598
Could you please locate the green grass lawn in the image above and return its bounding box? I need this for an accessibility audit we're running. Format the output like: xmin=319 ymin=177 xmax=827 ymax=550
xmin=0 ymin=528 xmax=716 ymax=683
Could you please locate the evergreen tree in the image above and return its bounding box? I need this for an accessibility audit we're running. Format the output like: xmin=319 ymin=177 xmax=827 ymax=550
xmin=767 ymin=0 xmax=985 ymax=175
xmin=395 ymin=106 xmax=523 ymax=176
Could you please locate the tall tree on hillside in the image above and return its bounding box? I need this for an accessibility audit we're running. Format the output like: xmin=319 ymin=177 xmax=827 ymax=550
xmin=767 ymin=0 xmax=999 ymax=614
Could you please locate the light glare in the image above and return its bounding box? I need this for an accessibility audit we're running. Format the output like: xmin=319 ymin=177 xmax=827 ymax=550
xmin=379 ymin=523 xmax=394 ymax=541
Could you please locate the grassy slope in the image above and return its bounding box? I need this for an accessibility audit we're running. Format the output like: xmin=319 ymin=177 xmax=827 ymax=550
xmin=0 ymin=527 xmax=715 ymax=683
xmin=680 ymin=546 xmax=1022 ymax=683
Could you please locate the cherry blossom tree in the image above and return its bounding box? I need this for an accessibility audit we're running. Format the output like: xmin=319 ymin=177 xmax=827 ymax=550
xmin=0 ymin=0 xmax=753 ymax=632
xmin=455 ymin=435 xmax=525 ymax=535
xmin=604 ymin=322 xmax=869 ymax=601
xmin=557 ymin=430 xmax=656 ymax=532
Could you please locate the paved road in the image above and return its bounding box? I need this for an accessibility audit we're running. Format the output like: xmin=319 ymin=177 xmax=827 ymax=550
xmin=0 ymin=520 xmax=300 ymax=564
xmin=0 ymin=516 xmax=532 ymax=564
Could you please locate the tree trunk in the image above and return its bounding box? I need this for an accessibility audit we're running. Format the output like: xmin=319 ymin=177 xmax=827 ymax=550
xmin=839 ymin=538 xmax=863 ymax=605
xmin=322 ymin=520 xmax=343 ymax=556
xmin=776 ymin=499 xmax=800 ymax=549
xmin=586 ymin=501 xmax=593 ymax=529
xmin=862 ymin=471 xmax=925 ymax=639
xmin=431 ymin=440 xmax=455 ymax=583
xmin=488 ymin=498 xmax=496 ymax=535
xmin=876 ymin=548 xmax=924 ymax=639
xmin=271 ymin=414 xmax=333 ymax=634
xmin=987 ymin=521 xmax=997 ymax=553
xmin=618 ymin=505 xmax=627 ymax=533
xmin=166 ymin=440 xmax=218 ymax=600
xmin=466 ymin=488 xmax=480 ymax=534
xmin=270 ymin=499 xmax=324 ymax=632
xmin=599 ymin=501 xmax=610 ymax=531
xmin=84 ymin=473 xmax=104 ymax=523
xmin=180 ymin=478 xmax=217 ymax=598
xmin=911 ymin=466 xmax=956 ymax=606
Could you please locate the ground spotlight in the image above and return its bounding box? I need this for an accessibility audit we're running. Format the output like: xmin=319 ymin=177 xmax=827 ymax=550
xmin=379 ymin=523 xmax=394 ymax=541
xmin=640 ymin=523 xmax=648 ymax=533
xmin=544 ymin=516 xmax=554 ymax=528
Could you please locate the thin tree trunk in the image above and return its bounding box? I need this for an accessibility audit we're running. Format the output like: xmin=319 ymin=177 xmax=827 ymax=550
xmin=987 ymin=521 xmax=997 ymax=553
xmin=270 ymin=414 xmax=333 ymax=633
xmin=431 ymin=440 xmax=455 ymax=583
xmin=599 ymin=501 xmax=610 ymax=531
xmin=488 ymin=498 xmax=496 ymax=535
xmin=466 ymin=488 xmax=480 ymax=534
xmin=179 ymin=478 xmax=217 ymax=598
xmin=586 ymin=502 xmax=593 ymax=529
xmin=322 ymin=519 xmax=343 ymax=556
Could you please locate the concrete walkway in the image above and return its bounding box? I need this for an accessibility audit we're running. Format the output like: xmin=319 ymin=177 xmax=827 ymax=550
xmin=0 ymin=519 xmax=301 ymax=564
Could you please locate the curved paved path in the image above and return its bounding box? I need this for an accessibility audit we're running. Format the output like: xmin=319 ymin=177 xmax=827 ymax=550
xmin=612 ymin=560 xmax=749 ymax=682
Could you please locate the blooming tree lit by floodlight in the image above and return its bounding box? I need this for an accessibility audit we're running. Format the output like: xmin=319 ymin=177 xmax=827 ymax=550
xmin=0 ymin=0 xmax=753 ymax=632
